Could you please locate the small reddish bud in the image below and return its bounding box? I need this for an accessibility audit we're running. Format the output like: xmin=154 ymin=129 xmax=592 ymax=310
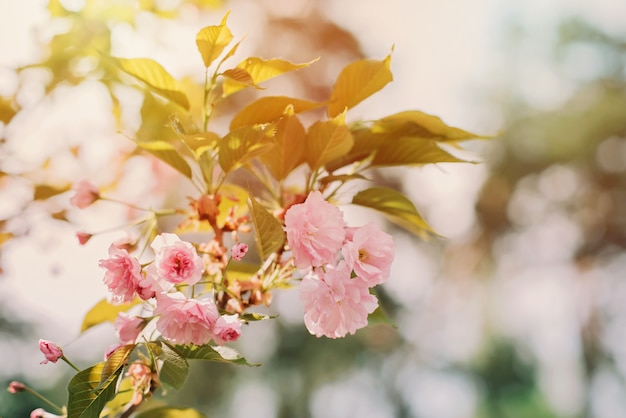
xmin=7 ymin=381 xmax=25 ymax=393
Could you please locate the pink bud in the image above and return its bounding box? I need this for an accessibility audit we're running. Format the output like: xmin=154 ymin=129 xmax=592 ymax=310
xmin=231 ymin=243 xmax=248 ymax=261
xmin=70 ymin=180 xmax=99 ymax=209
xmin=7 ymin=381 xmax=25 ymax=393
xmin=39 ymin=339 xmax=63 ymax=364
xmin=76 ymin=231 xmax=92 ymax=245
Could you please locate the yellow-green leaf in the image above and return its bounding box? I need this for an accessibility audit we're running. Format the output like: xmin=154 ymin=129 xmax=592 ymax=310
xmin=81 ymin=299 xmax=140 ymax=333
xmin=137 ymin=140 xmax=193 ymax=179
xmin=34 ymin=184 xmax=69 ymax=200
xmin=135 ymin=407 xmax=208 ymax=418
xmin=248 ymin=196 xmax=285 ymax=260
xmin=374 ymin=110 xmax=488 ymax=142
xmin=114 ymin=57 xmax=189 ymax=110
xmin=218 ymin=125 xmax=276 ymax=173
xmin=259 ymin=112 xmax=307 ymax=180
xmin=352 ymin=187 xmax=435 ymax=238
xmin=220 ymin=67 xmax=262 ymax=89
xmin=223 ymin=57 xmax=318 ymax=96
xmin=371 ymin=136 xmax=469 ymax=167
xmin=100 ymin=344 xmax=134 ymax=387
xmin=195 ymin=12 xmax=233 ymax=68
xmin=327 ymin=55 xmax=393 ymax=117
xmin=230 ymin=96 xmax=323 ymax=130
xmin=0 ymin=96 xmax=17 ymax=124
xmin=306 ymin=113 xmax=354 ymax=170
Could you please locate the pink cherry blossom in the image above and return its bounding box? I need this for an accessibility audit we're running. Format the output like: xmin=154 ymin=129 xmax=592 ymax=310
xmin=151 ymin=233 xmax=204 ymax=285
xmin=231 ymin=243 xmax=248 ymax=261
xmin=30 ymin=409 xmax=63 ymax=418
xmin=114 ymin=312 xmax=145 ymax=344
xmin=39 ymin=339 xmax=63 ymax=364
xmin=299 ymin=261 xmax=378 ymax=338
xmin=213 ymin=314 xmax=242 ymax=345
xmin=70 ymin=180 xmax=99 ymax=209
xmin=154 ymin=292 xmax=219 ymax=345
xmin=342 ymin=222 xmax=395 ymax=287
xmin=284 ymin=190 xmax=346 ymax=270
xmin=99 ymin=244 xmax=142 ymax=304
xmin=136 ymin=264 xmax=174 ymax=300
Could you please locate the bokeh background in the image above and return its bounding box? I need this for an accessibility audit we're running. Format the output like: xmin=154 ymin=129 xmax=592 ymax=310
xmin=1 ymin=0 xmax=626 ymax=417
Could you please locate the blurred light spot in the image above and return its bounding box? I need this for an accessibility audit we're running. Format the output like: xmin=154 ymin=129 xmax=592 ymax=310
xmin=401 ymin=369 xmax=478 ymax=418
xmin=590 ymin=367 xmax=626 ymax=418
xmin=310 ymin=371 xmax=395 ymax=418
xmin=230 ymin=381 xmax=278 ymax=418
xmin=561 ymin=42 xmax=608 ymax=82
xmin=537 ymin=164 xmax=581 ymax=203
xmin=596 ymin=136 xmax=626 ymax=173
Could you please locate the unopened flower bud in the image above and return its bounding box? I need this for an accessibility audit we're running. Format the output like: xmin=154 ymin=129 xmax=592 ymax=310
xmin=76 ymin=232 xmax=92 ymax=245
xmin=39 ymin=339 xmax=63 ymax=364
xmin=7 ymin=381 xmax=25 ymax=393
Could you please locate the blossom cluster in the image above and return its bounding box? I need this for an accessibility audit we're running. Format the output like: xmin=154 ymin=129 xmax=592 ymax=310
xmin=99 ymin=232 xmax=243 ymax=348
xmin=284 ymin=191 xmax=395 ymax=338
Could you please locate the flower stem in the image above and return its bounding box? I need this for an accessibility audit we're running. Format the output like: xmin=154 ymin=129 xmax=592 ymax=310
xmin=21 ymin=385 xmax=65 ymax=415
xmin=61 ymin=356 xmax=81 ymax=372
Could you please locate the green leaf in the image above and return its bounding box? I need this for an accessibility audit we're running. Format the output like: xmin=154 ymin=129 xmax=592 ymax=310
xmin=223 ymin=57 xmax=318 ymax=96
xmin=196 ymin=12 xmax=233 ymax=68
xmin=230 ymin=96 xmax=322 ymax=130
xmin=218 ymin=125 xmax=276 ymax=173
xmin=135 ymin=407 xmax=208 ymax=418
xmin=259 ymin=112 xmax=307 ymax=181
xmin=174 ymin=344 xmax=260 ymax=367
xmin=352 ymin=187 xmax=435 ymax=238
xmin=67 ymin=363 xmax=121 ymax=418
xmin=148 ymin=341 xmax=189 ymax=390
xmin=374 ymin=110 xmax=489 ymax=142
xmin=248 ymin=196 xmax=285 ymax=260
xmin=306 ymin=113 xmax=354 ymax=170
xmin=113 ymin=57 xmax=189 ymax=110
xmin=136 ymin=140 xmax=193 ymax=179
xmin=80 ymin=299 xmax=140 ymax=333
xmin=368 ymin=306 xmax=397 ymax=328
xmin=327 ymin=55 xmax=393 ymax=117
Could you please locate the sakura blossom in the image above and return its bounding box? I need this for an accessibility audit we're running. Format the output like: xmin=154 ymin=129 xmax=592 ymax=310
xmin=99 ymin=244 xmax=142 ymax=304
xmin=299 ymin=261 xmax=378 ymax=338
xmin=231 ymin=243 xmax=248 ymax=261
xmin=213 ymin=314 xmax=242 ymax=345
xmin=154 ymin=292 xmax=219 ymax=345
xmin=114 ymin=312 xmax=146 ymax=344
xmin=342 ymin=222 xmax=395 ymax=287
xmin=151 ymin=233 xmax=204 ymax=285
xmin=137 ymin=264 xmax=174 ymax=300
xmin=69 ymin=180 xmax=99 ymax=209
xmin=39 ymin=340 xmax=63 ymax=364
xmin=284 ymin=190 xmax=346 ymax=270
